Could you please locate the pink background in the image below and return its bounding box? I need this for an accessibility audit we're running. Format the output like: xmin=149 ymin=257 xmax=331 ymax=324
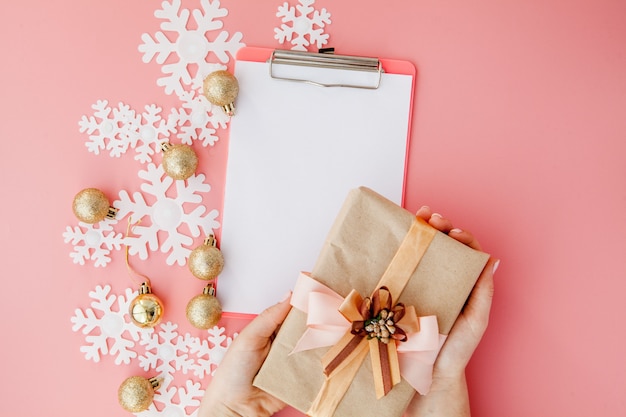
xmin=1 ymin=0 xmax=625 ymax=416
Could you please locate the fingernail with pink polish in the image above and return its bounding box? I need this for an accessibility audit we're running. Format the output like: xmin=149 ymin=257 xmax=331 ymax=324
xmin=449 ymin=228 xmax=463 ymax=234
xmin=492 ymin=260 xmax=501 ymax=275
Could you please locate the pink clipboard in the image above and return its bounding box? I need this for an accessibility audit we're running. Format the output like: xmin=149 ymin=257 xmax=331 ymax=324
xmin=218 ymin=46 xmax=416 ymax=319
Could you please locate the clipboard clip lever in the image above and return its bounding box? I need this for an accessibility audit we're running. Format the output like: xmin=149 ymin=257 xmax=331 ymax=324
xmin=268 ymin=49 xmax=383 ymax=89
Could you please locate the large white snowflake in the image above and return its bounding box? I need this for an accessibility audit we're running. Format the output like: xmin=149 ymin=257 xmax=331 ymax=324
xmin=63 ymin=220 xmax=124 ymax=267
xmin=114 ymin=163 xmax=220 ymax=266
xmin=139 ymin=321 xmax=196 ymax=385
xmin=189 ymin=326 xmax=237 ymax=378
xmin=275 ymin=0 xmax=332 ymax=51
xmin=139 ymin=0 xmax=245 ymax=97
xmin=138 ymin=379 xmax=204 ymax=417
xmin=79 ymin=100 xmax=176 ymax=164
xmin=71 ymin=285 xmax=151 ymax=365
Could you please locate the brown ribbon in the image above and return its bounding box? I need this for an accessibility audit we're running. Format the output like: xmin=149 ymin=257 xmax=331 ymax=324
xmin=306 ymin=217 xmax=437 ymax=417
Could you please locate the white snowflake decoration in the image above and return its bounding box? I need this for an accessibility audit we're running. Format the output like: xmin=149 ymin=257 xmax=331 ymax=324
xmin=63 ymin=220 xmax=124 ymax=267
xmin=114 ymin=163 xmax=220 ymax=266
xmin=168 ymin=87 xmax=230 ymax=147
xmin=189 ymin=326 xmax=237 ymax=378
xmin=130 ymin=104 xmax=178 ymax=163
xmin=139 ymin=0 xmax=245 ymax=97
xmin=139 ymin=379 xmax=204 ymax=417
xmin=139 ymin=321 xmax=196 ymax=385
xmin=78 ymin=100 xmax=132 ymax=157
xmin=71 ymin=285 xmax=150 ymax=365
xmin=275 ymin=0 xmax=332 ymax=51
xmin=79 ymin=100 xmax=176 ymax=164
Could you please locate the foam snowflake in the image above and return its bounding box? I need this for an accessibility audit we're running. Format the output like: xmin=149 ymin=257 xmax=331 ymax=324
xmin=129 ymin=104 xmax=178 ymax=163
xmin=275 ymin=0 xmax=332 ymax=51
xmin=78 ymin=100 xmax=132 ymax=156
xmin=139 ymin=321 xmax=196 ymax=385
xmin=189 ymin=326 xmax=237 ymax=378
xmin=79 ymin=100 xmax=176 ymax=164
xmin=71 ymin=285 xmax=151 ymax=365
xmin=168 ymin=87 xmax=230 ymax=147
xmin=113 ymin=163 xmax=220 ymax=266
xmin=63 ymin=220 xmax=124 ymax=267
xmin=139 ymin=379 xmax=204 ymax=417
xmin=139 ymin=0 xmax=245 ymax=97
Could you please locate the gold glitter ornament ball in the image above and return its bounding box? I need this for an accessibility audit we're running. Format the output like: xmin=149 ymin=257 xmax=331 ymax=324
xmin=129 ymin=283 xmax=164 ymax=328
xmin=186 ymin=285 xmax=222 ymax=329
xmin=188 ymin=236 xmax=224 ymax=280
xmin=203 ymin=70 xmax=239 ymax=116
xmin=118 ymin=376 xmax=161 ymax=413
xmin=72 ymin=188 xmax=117 ymax=223
xmin=161 ymin=142 xmax=198 ymax=180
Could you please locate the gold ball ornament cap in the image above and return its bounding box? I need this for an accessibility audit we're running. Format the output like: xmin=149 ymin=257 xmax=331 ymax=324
xmin=72 ymin=188 xmax=118 ymax=223
xmin=129 ymin=283 xmax=164 ymax=328
xmin=118 ymin=376 xmax=161 ymax=413
xmin=186 ymin=285 xmax=222 ymax=329
xmin=188 ymin=236 xmax=225 ymax=280
xmin=161 ymin=142 xmax=198 ymax=180
xmin=203 ymin=70 xmax=239 ymax=116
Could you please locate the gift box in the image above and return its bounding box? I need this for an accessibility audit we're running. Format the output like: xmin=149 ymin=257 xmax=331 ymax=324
xmin=253 ymin=187 xmax=489 ymax=417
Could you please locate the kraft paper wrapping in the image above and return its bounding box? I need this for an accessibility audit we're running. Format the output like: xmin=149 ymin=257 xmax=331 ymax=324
xmin=253 ymin=187 xmax=490 ymax=417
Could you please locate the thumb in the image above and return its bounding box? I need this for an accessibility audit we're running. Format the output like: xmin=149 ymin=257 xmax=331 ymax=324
xmin=242 ymin=292 xmax=293 ymax=341
xmin=462 ymin=258 xmax=498 ymax=334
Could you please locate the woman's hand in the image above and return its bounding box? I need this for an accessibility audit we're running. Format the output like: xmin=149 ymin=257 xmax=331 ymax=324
xmin=405 ymin=207 xmax=499 ymax=417
xmin=197 ymin=293 xmax=293 ymax=417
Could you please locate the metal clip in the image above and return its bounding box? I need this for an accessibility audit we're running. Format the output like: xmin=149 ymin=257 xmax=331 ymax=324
xmin=268 ymin=49 xmax=383 ymax=89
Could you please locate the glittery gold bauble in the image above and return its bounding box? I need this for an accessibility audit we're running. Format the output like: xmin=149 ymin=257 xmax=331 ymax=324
xmin=203 ymin=70 xmax=239 ymax=116
xmin=129 ymin=283 xmax=164 ymax=328
xmin=72 ymin=188 xmax=118 ymax=223
xmin=186 ymin=284 xmax=222 ymax=329
xmin=118 ymin=376 xmax=161 ymax=413
xmin=161 ymin=142 xmax=198 ymax=180
xmin=188 ymin=235 xmax=224 ymax=280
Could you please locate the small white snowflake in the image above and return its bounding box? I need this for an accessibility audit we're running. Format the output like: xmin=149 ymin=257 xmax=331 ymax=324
xmin=169 ymin=87 xmax=230 ymax=147
xmin=71 ymin=285 xmax=151 ymax=365
xmin=63 ymin=220 xmax=124 ymax=267
xmin=139 ymin=321 xmax=196 ymax=385
xmin=78 ymin=100 xmax=129 ymax=156
xmin=130 ymin=104 xmax=178 ymax=163
xmin=114 ymin=163 xmax=220 ymax=266
xmin=139 ymin=0 xmax=245 ymax=97
xmin=138 ymin=379 xmax=204 ymax=417
xmin=275 ymin=0 xmax=332 ymax=51
xmin=189 ymin=326 xmax=237 ymax=378
xmin=79 ymin=100 xmax=176 ymax=164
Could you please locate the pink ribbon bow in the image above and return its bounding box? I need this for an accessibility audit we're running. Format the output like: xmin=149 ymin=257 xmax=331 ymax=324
xmin=290 ymin=272 xmax=446 ymax=395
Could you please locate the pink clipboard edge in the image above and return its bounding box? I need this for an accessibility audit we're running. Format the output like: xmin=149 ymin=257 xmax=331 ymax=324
xmin=220 ymin=46 xmax=416 ymax=320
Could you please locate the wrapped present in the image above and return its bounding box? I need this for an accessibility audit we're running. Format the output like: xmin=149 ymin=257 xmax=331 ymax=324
xmin=253 ymin=187 xmax=489 ymax=417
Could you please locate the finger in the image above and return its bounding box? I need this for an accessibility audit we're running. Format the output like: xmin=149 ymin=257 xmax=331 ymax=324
xmin=241 ymin=293 xmax=293 ymax=341
xmin=462 ymin=258 xmax=498 ymax=332
xmin=428 ymin=213 xmax=454 ymax=233
xmin=415 ymin=205 xmax=432 ymax=221
xmin=448 ymin=228 xmax=482 ymax=251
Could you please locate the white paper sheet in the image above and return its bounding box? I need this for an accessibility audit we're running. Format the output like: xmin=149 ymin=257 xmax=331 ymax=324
xmin=218 ymin=59 xmax=413 ymax=315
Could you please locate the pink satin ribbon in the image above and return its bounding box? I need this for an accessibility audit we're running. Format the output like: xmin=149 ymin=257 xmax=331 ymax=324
xmin=290 ymin=272 xmax=446 ymax=394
